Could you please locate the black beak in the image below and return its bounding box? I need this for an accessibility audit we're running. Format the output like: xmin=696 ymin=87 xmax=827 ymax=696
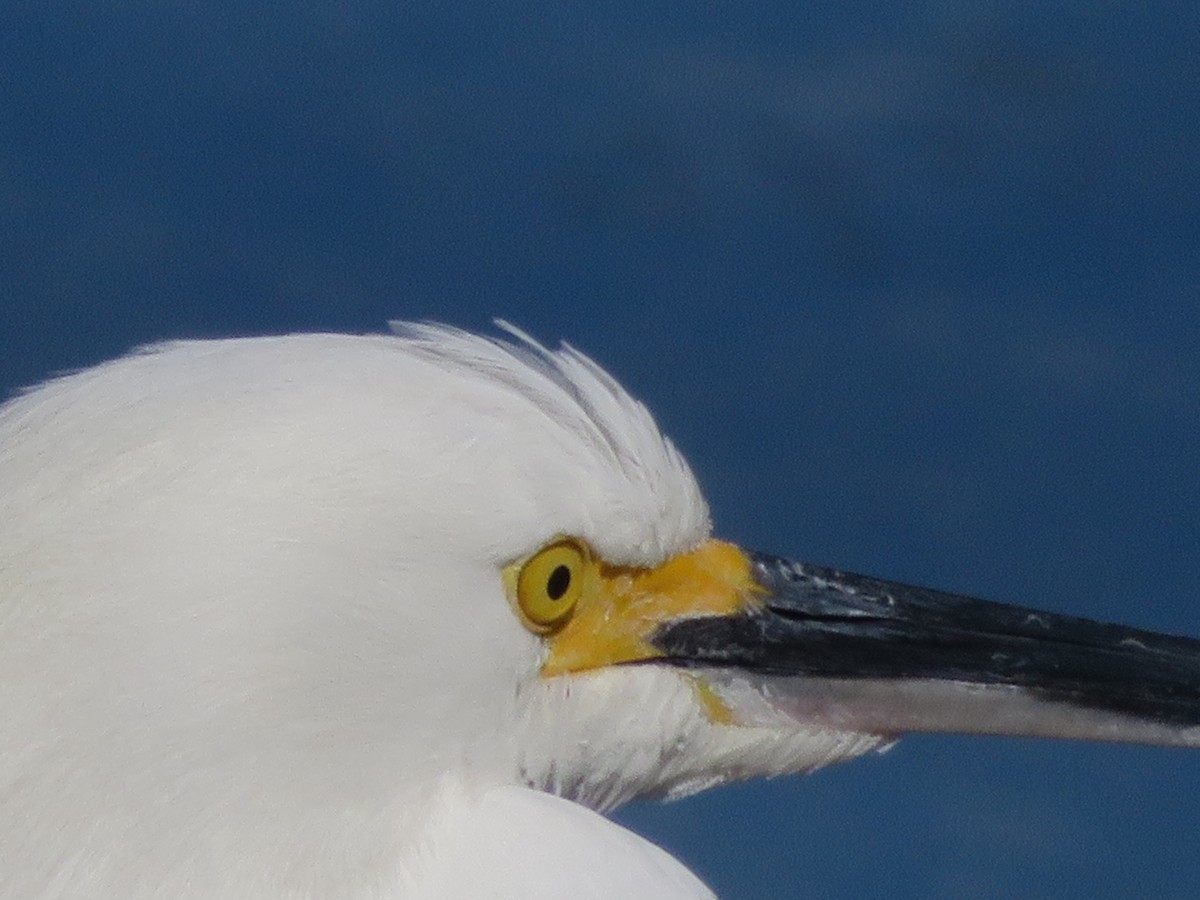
xmin=652 ymin=552 xmax=1200 ymax=747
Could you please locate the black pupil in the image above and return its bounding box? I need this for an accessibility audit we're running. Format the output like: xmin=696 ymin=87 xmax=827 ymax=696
xmin=546 ymin=565 xmax=572 ymax=601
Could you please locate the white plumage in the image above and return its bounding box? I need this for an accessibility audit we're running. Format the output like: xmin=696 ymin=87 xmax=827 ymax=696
xmin=0 ymin=326 xmax=880 ymax=898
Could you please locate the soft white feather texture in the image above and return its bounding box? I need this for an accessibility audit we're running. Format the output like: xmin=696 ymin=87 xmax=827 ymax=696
xmin=0 ymin=326 xmax=881 ymax=898
xmin=404 ymin=785 xmax=715 ymax=899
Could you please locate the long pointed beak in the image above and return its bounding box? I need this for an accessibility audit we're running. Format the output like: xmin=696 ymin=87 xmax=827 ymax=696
xmin=652 ymin=552 xmax=1200 ymax=747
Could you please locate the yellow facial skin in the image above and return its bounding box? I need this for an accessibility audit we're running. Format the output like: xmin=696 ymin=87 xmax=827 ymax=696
xmin=505 ymin=538 xmax=760 ymax=677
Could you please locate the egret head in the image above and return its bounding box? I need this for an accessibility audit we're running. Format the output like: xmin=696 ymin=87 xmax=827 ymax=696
xmin=0 ymin=324 xmax=869 ymax=894
xmin=2 ymin=322 xmax=1197 ymax=896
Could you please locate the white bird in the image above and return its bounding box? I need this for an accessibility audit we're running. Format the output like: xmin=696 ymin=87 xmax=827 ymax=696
xmin=2 ymin=322 xmax=1198 ymax=899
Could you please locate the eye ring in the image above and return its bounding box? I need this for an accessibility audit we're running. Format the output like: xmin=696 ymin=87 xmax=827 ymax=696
xmin=515 ymin=539 xmax=589 ymax=633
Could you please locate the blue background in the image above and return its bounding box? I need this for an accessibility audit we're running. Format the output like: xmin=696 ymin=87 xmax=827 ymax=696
xmin=3 ymin=3 xmax=1198 ymax=896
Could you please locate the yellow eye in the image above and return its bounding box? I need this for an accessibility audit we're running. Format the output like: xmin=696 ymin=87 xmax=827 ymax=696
xmin=514 ymin=539 xmax=589 ymax=633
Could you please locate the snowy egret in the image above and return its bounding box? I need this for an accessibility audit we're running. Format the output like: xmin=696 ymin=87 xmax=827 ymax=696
xmin=1 ymin=322 xmax=1198 ymax=898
